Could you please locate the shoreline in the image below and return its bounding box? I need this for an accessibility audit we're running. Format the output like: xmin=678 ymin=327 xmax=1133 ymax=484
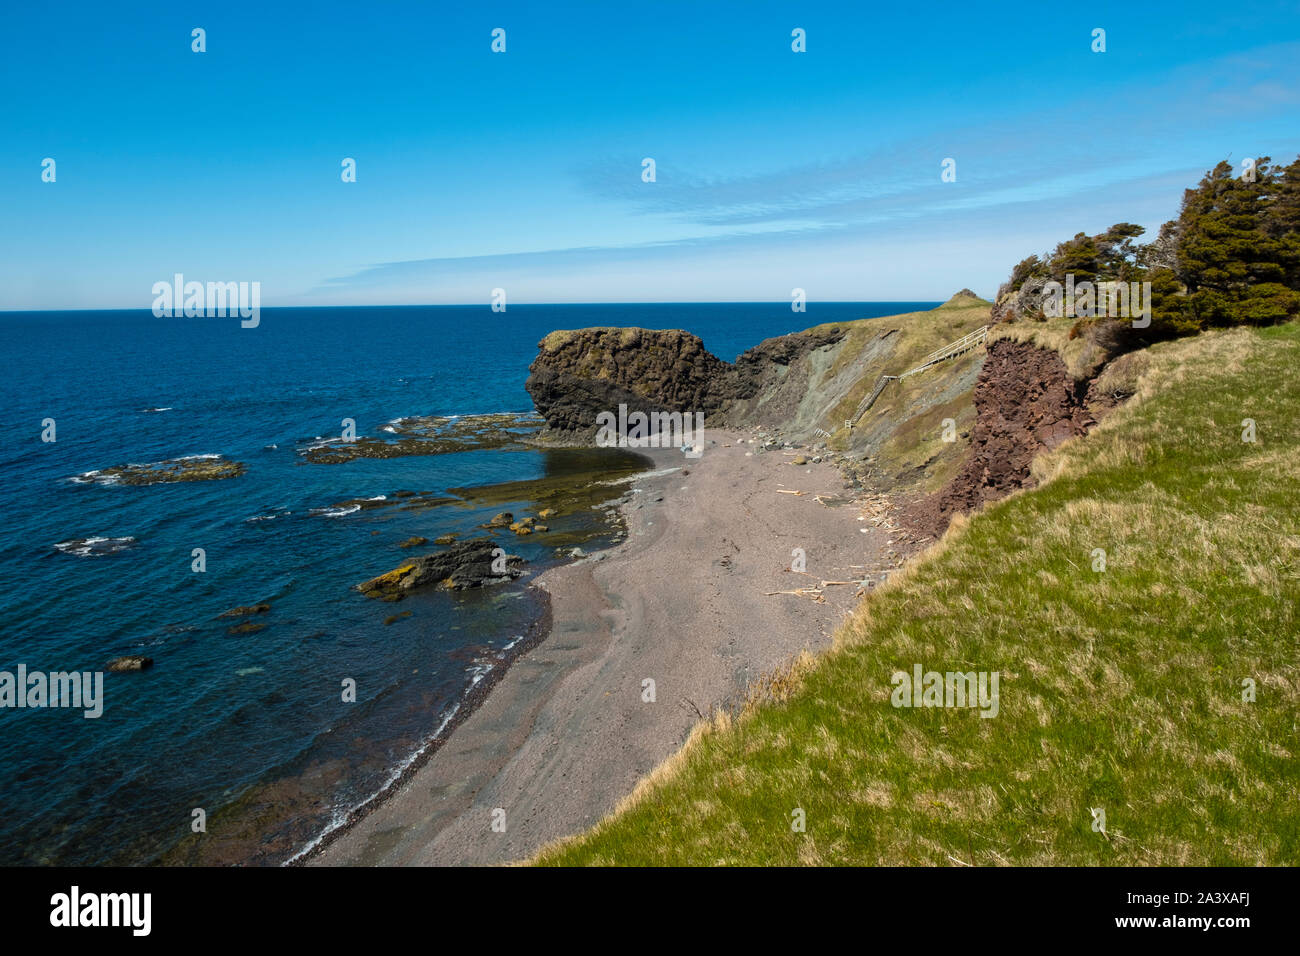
xmin=308 ymin=429 xmax=902 ymax=866
xmin=284 ymin=591 xmax=556 ymax=865
xmin=283 ymin=449 xmax=652 ymax=866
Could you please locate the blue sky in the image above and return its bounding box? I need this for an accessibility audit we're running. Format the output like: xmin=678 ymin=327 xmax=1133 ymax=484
xmin=2 ymin=1 xmax=1299 ymax=309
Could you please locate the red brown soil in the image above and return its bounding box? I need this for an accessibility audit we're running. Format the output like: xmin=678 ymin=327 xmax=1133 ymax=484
xmin=908 ymin=338 xmax=1098 ymax=536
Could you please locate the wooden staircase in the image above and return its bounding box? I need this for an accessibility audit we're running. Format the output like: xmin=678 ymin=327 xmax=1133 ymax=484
xmin=842 ymin=325 xmax=989 ymax=427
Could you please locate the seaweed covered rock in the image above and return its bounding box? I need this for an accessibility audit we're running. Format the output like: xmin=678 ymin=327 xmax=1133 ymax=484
xmin=356 ymin=538 xmax=523 ymax=601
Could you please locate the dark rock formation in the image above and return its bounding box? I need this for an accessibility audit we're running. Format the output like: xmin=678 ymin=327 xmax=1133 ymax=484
xmin=723 ymin=325 xmax=848 ymax=402
xmin=524 ymin=324 xmax=848 ymax=438
xmin=219 ymin=603 xmax=270 ymax=618
xmin=356 ymin=538 xmax=523 ymax=601
xmin=525 ymin=328 xmax=733 ymax=437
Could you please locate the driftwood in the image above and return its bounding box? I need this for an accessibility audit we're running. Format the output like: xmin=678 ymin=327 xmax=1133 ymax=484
xmin=765 ymin=579 xmax=860 ymax=603
xmin=764 ymin=588 xmax=826 ymax=603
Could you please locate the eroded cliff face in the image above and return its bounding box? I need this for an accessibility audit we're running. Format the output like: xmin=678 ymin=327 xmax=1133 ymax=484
xmin=912 ymin=338 xmax=1099 ymax=533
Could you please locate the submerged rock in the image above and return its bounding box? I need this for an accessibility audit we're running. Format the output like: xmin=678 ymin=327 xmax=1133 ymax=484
xmin=106 ymin=656 xmax=153 ymax=672
xmin=76 ymin=456 xmax=245 ymax=485
xmin=219 ymin=603 xmax=270 ymax=618
xmin=301 ymin=412 xmax=540 ymax=463
xmin=356 ymin=538 xmax=524 ymax=601
xmin=397 ymin=536 xmax=428 ymax=549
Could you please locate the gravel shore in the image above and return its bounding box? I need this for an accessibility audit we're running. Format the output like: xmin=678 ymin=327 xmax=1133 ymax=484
xmin=311 ymin=429 xmax=892 ymax=865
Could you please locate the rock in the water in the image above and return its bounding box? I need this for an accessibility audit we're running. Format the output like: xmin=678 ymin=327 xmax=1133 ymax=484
xmin=106 ymin=656 xmax=153 ymax=672
xmin=357 ymin=538 xmax=524 ymax=600
xmin=482 ymin=512 xmax=514 ymax=529
xmin=398 ymin=536 xmax=428 ymax=548
xmin=219 ymin=603 xmax=270 ymax=618
xmin=76 ymin=456 xmax=245 ymax=485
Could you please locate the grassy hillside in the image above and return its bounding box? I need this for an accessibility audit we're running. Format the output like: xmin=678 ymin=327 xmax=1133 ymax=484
xmin=534 ymin=320 xmax=1300 ymax=866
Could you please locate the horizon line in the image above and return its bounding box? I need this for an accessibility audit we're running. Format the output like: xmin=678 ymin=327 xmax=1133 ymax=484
xmin=0 ymin=297 xmax=968 ymax=315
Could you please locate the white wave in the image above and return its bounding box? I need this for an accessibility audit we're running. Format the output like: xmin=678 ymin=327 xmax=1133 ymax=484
xmin=283 ymin=701 xmax=463 ymax=866
xmin=302 ymin=436 xmax=358 ymax=451
xmin=54 ymin=536 xmax=136 ymax=557
xmin=309 ymin=496 xmax=386 ymax=519
xmin=310 ymin=504 xmax=359 ymax=518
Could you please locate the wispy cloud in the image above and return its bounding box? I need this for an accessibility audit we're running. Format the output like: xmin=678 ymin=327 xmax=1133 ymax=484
xmin=315 ymin=40 xmax=1300 ymax=299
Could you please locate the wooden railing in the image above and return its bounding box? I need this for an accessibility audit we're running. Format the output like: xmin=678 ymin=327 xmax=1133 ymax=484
xmin=841 ymin=325 xmax=991 ymax=428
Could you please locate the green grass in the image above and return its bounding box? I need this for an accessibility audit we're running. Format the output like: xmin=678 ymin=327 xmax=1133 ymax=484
xmin=534 ymin=322 xmax=1300 ymax=866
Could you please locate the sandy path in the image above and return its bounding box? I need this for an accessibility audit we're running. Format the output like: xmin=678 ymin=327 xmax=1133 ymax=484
xmin=311 ymin=429 xmax=885 ymax=866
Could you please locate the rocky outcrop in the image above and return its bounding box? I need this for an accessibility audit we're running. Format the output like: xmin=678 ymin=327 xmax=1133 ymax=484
xmin=915 ymin=338 xmax=1096 ymax=532
xmin=356 ymin=538 xmax=523 ymax=601
xmin=524 ymin=325 xmax=848 ymax=438
xmin=106 ymin=656 xmax=153 ymax=672
xmin=525 ymin=328 xmax=733 ymax=438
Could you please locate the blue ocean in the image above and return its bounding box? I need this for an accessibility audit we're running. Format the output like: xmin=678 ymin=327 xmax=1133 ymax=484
xmin=0 ymin=302 xmax=935 ymax=865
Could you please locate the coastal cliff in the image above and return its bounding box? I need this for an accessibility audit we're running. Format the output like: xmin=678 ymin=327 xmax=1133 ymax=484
xmin=525 ymin=294 xmax=996 ymax=501
xmin=525 ymin=293 xmax=1131 ymax=531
